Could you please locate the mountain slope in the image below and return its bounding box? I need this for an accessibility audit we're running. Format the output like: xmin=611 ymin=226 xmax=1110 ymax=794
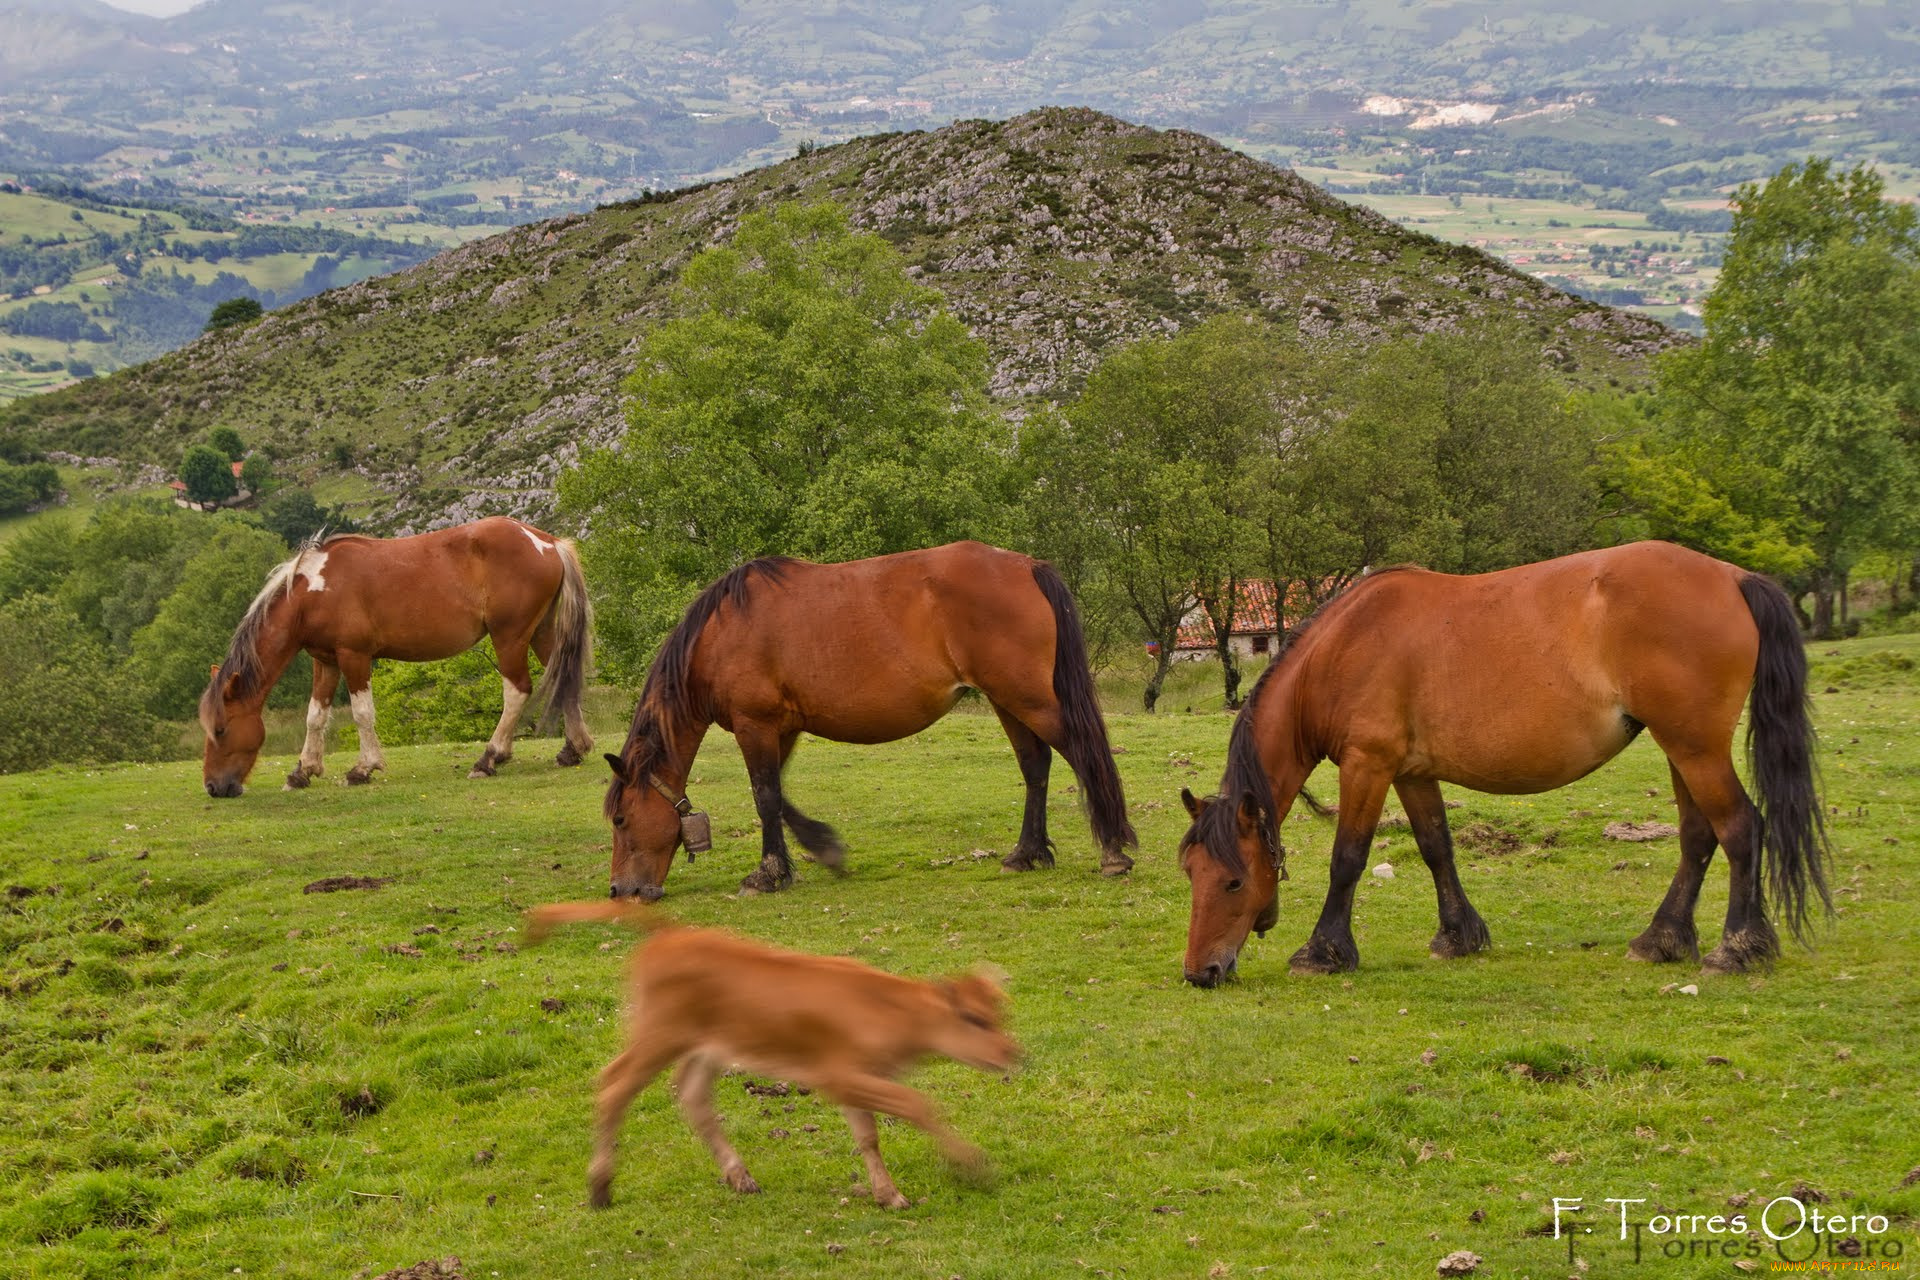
xmin=0 ymin=108 xmax=1677 ymax=530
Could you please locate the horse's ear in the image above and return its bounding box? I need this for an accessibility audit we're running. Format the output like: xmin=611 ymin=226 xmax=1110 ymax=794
xmin=1180 ymin=787 xmax=1202 ymax=819
xmin=222 ymin=672 xmax=244 ymax=703
xmin=603 ymin=752 xmax=629 ymax=781
xmin=1236 ymin=792 xmax=1262 ymax=835
xmin=209 ymin=662 xmax=221 ymax=678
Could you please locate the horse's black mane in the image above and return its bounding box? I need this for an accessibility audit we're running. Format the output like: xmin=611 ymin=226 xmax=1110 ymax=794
xmin=606 ymin=557 xmax=794 ymax=814
xmin=1187 ymin=566 xmax=1417 ymax=874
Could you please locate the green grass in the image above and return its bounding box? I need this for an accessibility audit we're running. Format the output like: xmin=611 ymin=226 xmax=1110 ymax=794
xmin=1 ymin=638 xmax=1917 ymax=1278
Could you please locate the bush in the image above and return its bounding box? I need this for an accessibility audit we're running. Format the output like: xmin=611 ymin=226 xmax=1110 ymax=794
xmin=0 ymin=595 xmax=160 ymax=773
xmin=368 ymin=642 xmax=536 ymax=746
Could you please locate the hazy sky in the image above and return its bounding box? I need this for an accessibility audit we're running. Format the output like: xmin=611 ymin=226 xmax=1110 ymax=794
xmin=101 ymin=0 xmax=201 ymax=15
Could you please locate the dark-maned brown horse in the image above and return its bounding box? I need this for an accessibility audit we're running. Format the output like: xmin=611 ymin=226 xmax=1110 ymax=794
xmin=199 ymin=516 xmax=594 ymax=797
xmin=1179 ymin=541 xmax=1831 ymax=987
xmin=602 ymin=541 xmax=1136 ymax=899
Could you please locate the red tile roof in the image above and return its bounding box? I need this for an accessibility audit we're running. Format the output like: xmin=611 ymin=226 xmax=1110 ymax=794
xmin=1175 ymin=579 xmax=1314 ymax=650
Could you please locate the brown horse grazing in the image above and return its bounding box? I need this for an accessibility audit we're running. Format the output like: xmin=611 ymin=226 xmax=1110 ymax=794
xmin=602 ymin=541 xmax=1137 ymax=899
xmin=199 ymin=516 xmax=594 ymax=797
xmin=1179 ymin=541 xmax=1831 ymax=987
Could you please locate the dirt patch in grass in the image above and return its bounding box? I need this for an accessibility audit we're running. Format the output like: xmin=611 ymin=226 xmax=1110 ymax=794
xmin=304 ymin=875 xmax=395 ymax=894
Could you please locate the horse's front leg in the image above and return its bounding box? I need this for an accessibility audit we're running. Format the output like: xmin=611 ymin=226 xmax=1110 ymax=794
xmin=286 ymin=660 xmax=339 ymax=790
xmin=736 ymin=725 xmax=795 ymax=895
xmin=338 ymin=651 xmax=385 ymax=785
xmin=1395 ymin=777 xmax=1491 ymax=958
xmin=1290 ymin=763 xmax=1391 ymax=975
xmin=470 ymin=635 xmax=533 ymax=779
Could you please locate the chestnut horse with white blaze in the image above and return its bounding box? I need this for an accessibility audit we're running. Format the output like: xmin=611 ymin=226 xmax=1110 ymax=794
xmin=1180 ymin=542 xmax=1831 ymax=986
xmin=199 ymin=516 xmax=593 ymax=797
xmin=603 ymin=541 xmax=1136 ymax=898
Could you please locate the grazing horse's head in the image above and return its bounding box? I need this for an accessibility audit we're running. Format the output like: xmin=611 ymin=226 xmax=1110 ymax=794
xmin=602 ymin=752 xmax=692 ymax=901
xmin=199 ymin=664 xmax=266 ymax=798
xmin=1179 ymin=788 xmax=1282 ymax=988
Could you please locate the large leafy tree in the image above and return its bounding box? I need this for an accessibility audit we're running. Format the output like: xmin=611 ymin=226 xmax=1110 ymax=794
xmin=1657 ymin=159 xmax=1920 ymax=635
xmin=558 ymin=202 xmax=1013 ymax=681
xmin=1023 ymin=316 xmax=1279 ymax=711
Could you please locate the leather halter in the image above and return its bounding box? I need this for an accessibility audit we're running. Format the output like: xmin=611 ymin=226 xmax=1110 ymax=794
xmin=646 ymin=773 xmax=694 ymax=816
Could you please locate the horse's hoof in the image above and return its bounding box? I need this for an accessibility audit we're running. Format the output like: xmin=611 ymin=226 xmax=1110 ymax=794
xmin=1626 ymin=927 xmax=1699 ymax=964
xmin=1288 ymin=940 xmax=1358 ymax=975
xmin=1429 ymin=917 xmax=1491 ymax=958
xmin=588 ymin=1179 xmax=611 ymax=1210
xmin=467 ymin=765 xmax=494 ymax=780
xmin=738 ymin=868 xmax=793 ymax=896
xmin=876 ymin=1188 xmax=910 ymax=1210
xmin=1703 ymin=928 xmax=1777 ymax=974
xmin=284 ymin=770 xmax=310 ymax=790
xmin=1000 ymin=845 xmax=1054 ymax=873
xmin=555 ymin=743 xmax=584 ymax=768
xmin=1098 ymin=851 xmax=1134 ymax=877
xmin=726 ymin=1170 xmax=761 ymax=1195
xmin=345 ymin=768 xmax=375 ymax=786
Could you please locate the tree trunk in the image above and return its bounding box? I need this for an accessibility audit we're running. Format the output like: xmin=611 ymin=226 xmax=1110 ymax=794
xmin=1142 ymin=642 xmax=1175 ymax=713
xmin=1810 ymin=568 xmax=1838 ymax=639
xmin=1214 ymin=631 xmax=1242 ymax=710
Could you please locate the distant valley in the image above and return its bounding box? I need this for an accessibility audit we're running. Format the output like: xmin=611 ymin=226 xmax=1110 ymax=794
xmin=1 ymin=1 xmax=1916 ymax=392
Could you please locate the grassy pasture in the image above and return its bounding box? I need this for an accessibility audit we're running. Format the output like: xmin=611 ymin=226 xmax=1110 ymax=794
xmin=0 ymin=638 xmax=1916 ymax=1279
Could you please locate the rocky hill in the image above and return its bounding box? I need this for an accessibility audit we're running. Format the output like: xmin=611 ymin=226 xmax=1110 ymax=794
xmin=1 ymin=108 xmax=1679 ymax=531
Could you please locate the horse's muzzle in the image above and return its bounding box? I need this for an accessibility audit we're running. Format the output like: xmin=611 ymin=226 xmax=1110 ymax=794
xmin=610 ymin=883 xmax=665 ymax=903
xmin=206 ymin=778 xmax=244 ymax=799
xmin=1184 ymin=955 xmax=1237 ymax=989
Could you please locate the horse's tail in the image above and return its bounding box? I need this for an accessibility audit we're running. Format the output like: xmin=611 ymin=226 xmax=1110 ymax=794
xmin=533 ymin=537 xmax=594 ymax=736
xmin=1739 ymin=573 xmax=1832 ymax=945
xmin=1032 ymin=561 xmax=1137 ymax=856
xmin=523 ymin=900 xmax=673 ymax=946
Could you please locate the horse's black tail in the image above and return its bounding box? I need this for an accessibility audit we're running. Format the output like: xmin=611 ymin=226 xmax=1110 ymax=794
xmin=533 ymin=538 xmax=594 ymax=739
xmin=1032 ymin=561 xmax=1137 ymax=857
xmin=1739 ymin=573 xmax=1832 ymax=945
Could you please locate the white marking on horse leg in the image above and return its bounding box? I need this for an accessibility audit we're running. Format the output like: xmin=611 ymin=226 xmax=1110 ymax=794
xmin=489 ymin=678 xmax=529 ymax=757
xmin=299 ymin=549 xmax=330 ymax=593
xmin=521 ymin=526 xmax=553 ymax=555
xmin=350 ymin=687 xmax=384 ymax=771
xmin=299 ymin=697 xmax=330 ymax=773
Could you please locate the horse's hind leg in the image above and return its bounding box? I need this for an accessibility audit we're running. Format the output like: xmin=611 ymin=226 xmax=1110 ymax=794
xmin=1627 ymin=762 xmax=1716 ymax=964
xmin=1395 ymin=778 xmax=1490 ymax=958
xmin=992 ymin=705 xmax=1057 ymax=872
xmin=777 ymin=732 xmax=846 ymax=873
xmin=338 ymin=651 xmax=385 ymax=785
xmin=469 ymin=627 xmax=534 ymax=778
xmin=530 ymin=622 xmax=593 ymax=767
xmin=673 ymin=1054 xmax=760 ymax=1195
xmin=1290 ymin=764 xmax=1392 ymax=974
xmin=1657 ymin=749 xmax=1776 ymax=972
xmin=737 ymin=723 xmax=797 ymax=895
xmin=841 ymin=1106 xmax=909 ymax=1209
xmin=286 ymin=660 xmax=339 ymax=790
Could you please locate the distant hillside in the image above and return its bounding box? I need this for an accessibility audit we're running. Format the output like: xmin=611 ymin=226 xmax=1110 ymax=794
xmin=0 ymin=108 xmax=1679 ymax=530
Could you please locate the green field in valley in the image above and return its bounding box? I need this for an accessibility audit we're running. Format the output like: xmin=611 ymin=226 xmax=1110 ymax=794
xmin=1 ymin=638 xmax=1916 ymax=1278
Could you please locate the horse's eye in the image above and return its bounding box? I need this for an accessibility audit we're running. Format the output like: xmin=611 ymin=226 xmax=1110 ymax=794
xmin=1225 ymin=879 xmax=1243 ymax=894
xmin=214 ymin=727 xmax=226 ymax=739
xmin=611 ymin=814 xmax=626 ymax=829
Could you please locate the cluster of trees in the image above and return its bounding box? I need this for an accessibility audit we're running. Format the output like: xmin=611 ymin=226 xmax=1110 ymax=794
xmin=566 ymin=183 xmax=1918 ymax=714
xmin=0 ymin=489 xmax=357 ymax=772
xmin=0 ymin=458 xmax=61 ymax=515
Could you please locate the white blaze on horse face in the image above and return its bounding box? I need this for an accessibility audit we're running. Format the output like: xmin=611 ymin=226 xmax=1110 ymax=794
xmin=349 ymin=687 xmax=384 ymax=770
xmin=521 ymin=526 xmax=553 ymax=555
xmin=299 ymin=549 xmax=330 ymax=593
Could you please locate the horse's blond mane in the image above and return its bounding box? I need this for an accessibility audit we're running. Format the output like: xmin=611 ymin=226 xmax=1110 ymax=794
xmin=199 ymin=533 xmax=329 ymax=726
